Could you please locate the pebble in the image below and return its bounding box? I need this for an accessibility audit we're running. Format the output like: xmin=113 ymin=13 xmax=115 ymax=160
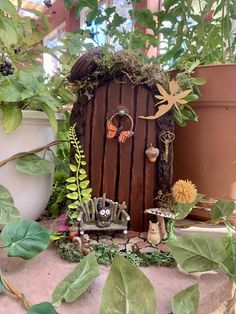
xmin=129 ymin=237 xmax=143 ymax=244
xmin=136 ymin=241 xmax=150 ymax=249
xmin=139 ymin=247 xmax=157 ymax=253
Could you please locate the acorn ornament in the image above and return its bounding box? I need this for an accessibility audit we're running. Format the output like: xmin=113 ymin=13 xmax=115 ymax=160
xmin=145 ymin=143 xmax=160 ymax=163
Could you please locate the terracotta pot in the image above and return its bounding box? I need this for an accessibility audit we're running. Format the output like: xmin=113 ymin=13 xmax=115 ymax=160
xmin=174 ymin=64 xmax=236 ymax=200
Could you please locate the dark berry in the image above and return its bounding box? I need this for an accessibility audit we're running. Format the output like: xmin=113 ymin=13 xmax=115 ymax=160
xmin=2 ymin=70 xmax=8 ymax=76
xmin=43 ymin=0 xmax=52 ymax=8
xmin=85 ymin=20 xmax=92 ymax=27
xmin=8 ymin=68 xmax=14 ymax=75
xmin=3 ymin=60 xmax=12 ymax=67
xmin=14 ymin=48 xmax=21 ymax=54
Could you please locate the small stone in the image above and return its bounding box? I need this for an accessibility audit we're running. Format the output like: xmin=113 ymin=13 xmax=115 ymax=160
xmin=89 ymin=233 xmax=98 ymax=240
xmin=113 ymin=237 xmax=127 ymax=244
xmin=157 ymin=243 xmax=170 ymax=252
xmin=129 ymin=237 xmax=143 ymax=244
xmin=99 ymin=239 xmax=113 ymax=245
xmin=118 ymin=244 xmax=126 ymax=251
xmin=136 ymin=241 xmax=150 ymax=249
xmin=99 ymin=235 xmax=113 ymax=240
xmin=89 ymin=239 xmax=98 ymax=245
xmin=139 ymin=247 xmax=157 ymax=253
xmin=126 ymin=243 xmax=135 ymax=252
xmin=139 ymin=232 xmax=148 ymax=239
xmin=127 ymin=231 xmax=139 ymax=238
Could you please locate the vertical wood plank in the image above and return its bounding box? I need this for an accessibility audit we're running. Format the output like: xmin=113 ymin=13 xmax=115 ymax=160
xmin=130 ymin=86 xmax=148 ymax=231
xmin=84 ymin=98 xmax=93 ymax=177
xmin=102 ymin=80 xmax=121 ymax=200
xmin=90 ymin=86 xmax=106 ymax=197
xmin=144 ymin=93 xmax=158 ymax=230
xmin=117 ymin=78 xmax=134 ymax=213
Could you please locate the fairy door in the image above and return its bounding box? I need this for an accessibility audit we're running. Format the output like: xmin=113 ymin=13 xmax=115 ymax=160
xmin=71 ymin=75 xmax=174 ymax=231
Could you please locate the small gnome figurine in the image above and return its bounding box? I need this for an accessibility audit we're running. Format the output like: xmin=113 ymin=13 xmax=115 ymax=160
xmin=147 ymin=220 xmax=161 ymax=245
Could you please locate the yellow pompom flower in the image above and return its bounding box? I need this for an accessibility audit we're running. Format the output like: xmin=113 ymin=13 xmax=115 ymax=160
xmin=172 ymin=180 xmax=197 ymax=204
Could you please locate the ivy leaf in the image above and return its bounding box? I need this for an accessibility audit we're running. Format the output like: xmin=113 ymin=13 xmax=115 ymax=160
xmin=0 ymin=220 xmax=51 ymax=259
xmin=27 ymin=302 xmax=58 ymax=314
xmin=100 ymin=255 xmax=157 ymax=314
xmin=0 ymin=84 xmax=22 ymax=102
xmin=167 ymin=234 xmax=226 ymax=272
xmin=16 ymin=154 xmax=54 ymax=175
xmin=68 ymin=201 xmax=79 ymax=209
xmin=52 ymin=251 xmax=99 ymax=306
xmin=79 ymin=169 xmax=86 ymax=175
xmin=1 ymin=104 xmax=22 ymax=133
xmin=0 ymin=185 xmax=21 ymax=224
xmin=211 ymin=199 xmax=235 ymax=220
xmin=173 ymin=194 xmax=204 ymax=220
xmin=172 ymin=284 xmax=199 ymax=314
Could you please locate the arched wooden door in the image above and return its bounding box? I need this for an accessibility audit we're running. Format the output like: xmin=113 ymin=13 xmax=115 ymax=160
xmin=71 ymin=75 xmax=174 ymax=231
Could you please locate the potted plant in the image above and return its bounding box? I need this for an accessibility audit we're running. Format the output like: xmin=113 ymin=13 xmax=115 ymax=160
xmin=156 ymin=0 xmax=236 ymax=201
xmin=0 ymin=1 xmax=78 ymax=220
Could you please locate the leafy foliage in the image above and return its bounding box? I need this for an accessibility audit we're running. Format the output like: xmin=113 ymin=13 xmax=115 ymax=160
xmin=52 ymin=251 xmax=99 ymax=306
xmin=173 ymin=194 xmax=205 ymax=220
xmin=100 ymin=255 xmax=157 ymax=314
xmin=210 ymin=199 xmax=235 ymax=220
xmin=172 ymin=284 xmax=199 ymax=314
xmin=0 ymin=185 xmax=21 ymax=224
xmin=16 ymin=154 xmax=54 ymax=175
xmin=66 ymin=125 xmax=92 ymax=209
xmin=27 ymin=302 xmax=58 ymax=314
xmin=167 ymin=234 xmax=226 ymax=272
xmin=0 ymin=220 xmax=51 ymax=259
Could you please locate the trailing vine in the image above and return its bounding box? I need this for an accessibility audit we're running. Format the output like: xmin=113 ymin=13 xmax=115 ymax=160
xmin=66 ymin=124 xmax=92 ymax=210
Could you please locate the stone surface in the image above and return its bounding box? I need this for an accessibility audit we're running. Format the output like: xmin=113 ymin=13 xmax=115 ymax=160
xmin=117 ymin=244 xmax=126 ymax=251
xmin=0 ymin=245 xmax=232 ymax=314
xmin=99 ymin=235 xmax=113 ymax=240
xmin=89 ymin=240 xmax=98 ymax=245
xmin=126 ymin=243 xmax=135 ymax=252
xmin=136 ymin=241 xmax=150 ymax=249
xmin=127 ymin=231 xmax=139 ymax=238
xmin=139 ymin=232 xmax=148 ymax=239
xmin=112 ymin=237 xmax=127 ymax=244
xmin=99 ymin=239 xmax=113 ymax=245
xmin=157 ymin=243 xmax=169 ymax=253
xmin=139 ymin=247 xmax=157 ymax=253
xmin=129 ymin=237 xmax=143 ymax=244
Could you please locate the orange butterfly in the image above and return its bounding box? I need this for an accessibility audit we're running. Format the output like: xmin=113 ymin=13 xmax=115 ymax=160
xmin=107 ymin=122 xmax=134 ymax=143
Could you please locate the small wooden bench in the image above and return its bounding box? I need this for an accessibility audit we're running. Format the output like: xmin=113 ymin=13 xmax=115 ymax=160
xmin=77 ymin=194 xmax=130 ymax=234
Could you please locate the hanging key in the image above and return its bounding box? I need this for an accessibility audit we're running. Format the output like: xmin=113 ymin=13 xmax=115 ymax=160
xmin=159 ymin=131 xmax=175 ymax=163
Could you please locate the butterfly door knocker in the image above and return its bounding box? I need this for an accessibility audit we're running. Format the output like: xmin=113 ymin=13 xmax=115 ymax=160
xmin=106 ymin=106 xmax=134 ymax=143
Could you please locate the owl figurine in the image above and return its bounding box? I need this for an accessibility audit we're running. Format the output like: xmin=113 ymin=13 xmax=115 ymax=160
xmin=96 ymin=202 xmax=112 ymax=228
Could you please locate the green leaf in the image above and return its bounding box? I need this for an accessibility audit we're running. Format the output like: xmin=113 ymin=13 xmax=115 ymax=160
xmin=27 ymin=302 xmax=58 ymax=314
xmin=66 ymin=184 xmax=77 ymax=191
xmin=173 ymin=194 xmax=204 ymax=220
xmin=79 ymin=169 xmax=86 ymax=175
xmin=194 ymin=77 xmax=207 ymax=86
xmin=211 ymin=199 xmax=235 ymax=219
xmin=67 ymin=192 xmax=79 ymax=200
xmin=63 ymin=0 xmax=75 ymax=10
xmin=2 ymin=104 xmax=22 ymax=133
xmin=172 ymin=284 xmax=199 ymax=314
xmin=66 ymin=177 xmax=76 ymax=183
xmin=68 ymin=202 xmax=79 ymax=209
xmin=0 ymin=273 xmax=6 ymax=293
xmin=0 ymin=220 xmax=51 ymax=259
xmin=81 ymin=161 xmax=86 ymax=166
xmin=81 ymin=188 xmax=92 ymax=196
xmin=16 ymin=154 xmax=54 ymax=175
xmin=41 ymin=105 xmax=58 ymax=133
xmin=52 ymin=251 xmax=99 ymax=306
xmin=80 ymin=180 xmax=90 ymax=189
xmin=100 ymin=255 xmax=157 ymax=314
xmin=0 ymin=0 xmax=18 ymax=17
xmin=0 ymin=84 xmax=22 ymax=102
xmin=168 ymin=234 xmax=226 ymax=273
xmin=0 ymin=185 xmax=21 ymax=224
xmin=0 ymin=16 xmax=18 ymax=47
xmin=221 ymin=235 xmax=236 ymax=282
xmin=69 ymin=164 xmax=77 ymax=172
xmin=79 ymin=174 xmax=87 ymax=180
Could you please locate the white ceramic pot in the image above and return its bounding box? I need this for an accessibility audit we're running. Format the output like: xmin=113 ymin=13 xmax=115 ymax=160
xmin=0 ymin=110 xmax=65 ymax=220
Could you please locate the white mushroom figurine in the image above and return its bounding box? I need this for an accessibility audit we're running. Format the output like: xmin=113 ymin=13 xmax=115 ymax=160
xmin=144 ymin=208 xmax=175 ymax=240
